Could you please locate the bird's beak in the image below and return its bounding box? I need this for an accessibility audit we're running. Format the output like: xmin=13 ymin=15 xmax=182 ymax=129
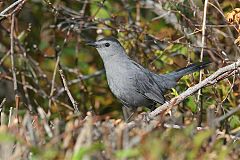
xmin=86 ymin=41 xmax=98 ymax=48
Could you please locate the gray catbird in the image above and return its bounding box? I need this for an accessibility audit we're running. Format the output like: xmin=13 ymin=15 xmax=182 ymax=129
xmin=87 ymin=37 xmax=209 ymax=111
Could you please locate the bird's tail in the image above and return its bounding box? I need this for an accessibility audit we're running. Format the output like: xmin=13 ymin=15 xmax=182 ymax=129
xmin=166 ymin=61 xmax=210 ymax=80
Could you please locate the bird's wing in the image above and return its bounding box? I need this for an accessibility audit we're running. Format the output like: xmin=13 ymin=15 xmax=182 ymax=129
xmin=131 ymin=61 xmax=166 ymax=104
xmin=152 ymin=74 xmax=177 ymax=92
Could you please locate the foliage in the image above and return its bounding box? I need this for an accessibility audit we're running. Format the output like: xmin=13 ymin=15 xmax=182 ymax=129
xmin=0 ymin=0 xmax=240 ymax=159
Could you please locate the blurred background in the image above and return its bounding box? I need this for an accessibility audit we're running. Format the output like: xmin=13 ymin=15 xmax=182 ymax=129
xmin=0 ymin=0 xmax=240 ymax=159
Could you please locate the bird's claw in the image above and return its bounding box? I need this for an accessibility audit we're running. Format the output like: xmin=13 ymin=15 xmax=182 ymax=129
xmin=140 ymin=112 xmax=151 ymax=123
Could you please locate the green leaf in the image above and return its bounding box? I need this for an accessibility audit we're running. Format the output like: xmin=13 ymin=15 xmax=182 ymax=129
xmin=187 ymin=130 xmax=212 ymax=159
xmin=171 ymin=88 xmax=179 ymax=96
xmin=39 ymin=41 xmax=48 ymax=50
xmin=229 ymin=115 xmax=240 ymax=129
xmin=43 ymin=149 xmax=58 ymax=159
xmin=90 ymin=1 xmax=111 ymax=18
xmin=0 ymin=132 xmax=16 ymax=142
xmin=72 ymin=142 xmax=104 ymax=160
xmin=185 ymin=96 xmax=197 ymax=113
xmin=115 ymin=148 xmax=140 ymax=159
xmin=193 ymin=130 xmax=212 ymax=148
xmin=18 ymin=31 xmax=28 ymax=42
xmin=169 ymin=44 xmax=183 ymax=53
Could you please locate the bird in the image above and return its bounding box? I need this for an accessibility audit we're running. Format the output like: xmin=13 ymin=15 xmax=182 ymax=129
xmin=87 ymin=37 xmax=209 ymax=115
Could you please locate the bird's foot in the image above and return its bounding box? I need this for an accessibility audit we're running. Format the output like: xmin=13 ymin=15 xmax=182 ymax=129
xmin=140 ymin=112 xmax=151 ymax=123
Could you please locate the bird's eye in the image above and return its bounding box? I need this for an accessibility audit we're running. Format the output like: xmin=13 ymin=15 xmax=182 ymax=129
xmin=105 ymin=43 xmax=110 ymax=47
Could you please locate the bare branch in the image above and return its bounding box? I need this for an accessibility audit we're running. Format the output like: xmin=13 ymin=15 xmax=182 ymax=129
xmin=54 ymin=69 xmax=104 ymax=98
xmin=59 ymin=69 xmax=80 ymax=113
xmin=0 ymin=98 xmax=6 ymax=113
xmin=0 ymin=0 xmax=23 ymax=17
xmin=48 ymin=55 xmax=60 ymax=111
xmin=197 ymin=0 xmax=208 ymax=126
xmin=10 ymin=14 xmax=17 ymax=93
xmin=214 ymin=105 xmax=240 ymax=124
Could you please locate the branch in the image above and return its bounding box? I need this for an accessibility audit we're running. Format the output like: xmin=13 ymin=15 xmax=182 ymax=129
xmin=214 ymin=105 xmax=240 ymax=125
xmin=0 ymin=0 xmax=23 ymax=17
xmin=0 ymin=98 xmax=6 ymax=113
xmin=196 ymin=0 xmax=208 ymax=125
xmin=48 ymin=55 xmax=60 ymax=110
xmin=54 ymin=69 xmax=104 ymax=98
xmin=128 ymin=60 xmax=240 ymax=129
xmin=0 ymin=0 xmax=26 ymax=22
xmin=59 ymin=69 xmax=80 ymax=113
xmin=10 ymin=14 xmax=17 ymax=93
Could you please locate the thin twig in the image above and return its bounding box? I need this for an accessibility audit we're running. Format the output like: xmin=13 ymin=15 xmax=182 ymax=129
xmin=23 ymin=113 xmax=37 ymax=145
xmin=197 ymin=0 xmax=208 ymax=126
xmin=49 ymin=22 xmax=72 ymax=113
xmin=10 ymin=14 xmax=17 ymax=93
xmin=59 ymin=69 xmax=80 ymax=113
xmin=0 ymin=0 xmax=23 ymax=17
xmin=0 ymin=50 xmax=10 ymax=65
xmin=6 ymin=0 xmax=27 ymax=17
xmin=8 ymin=107 xmax=13 ymax=126
xmin=221 ymin=72 xmax=236 ymax=103
xmin=37 ymin=107 xmax=53 ymax=138
xmin=10 ymin=14 xmax=20 ymax=125
xmin=54 ymin=69 xmax=104 ymax=98
xmin=194 ymin=24 xmax=235 ymax=28
xmin=21 ymin=73 xmax=34 ymax=112
xmin=215 ymin=105 xmax=240 ymax=124
xmin=0 ymin=98 xmax=6 ymax=113
xmin=48 ymin=55 xmax=60 ymax=112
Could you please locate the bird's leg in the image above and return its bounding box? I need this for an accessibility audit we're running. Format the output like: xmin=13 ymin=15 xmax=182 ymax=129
xmin=122 ymin=106 xmax=135 ymax=122
xmin=126 ymin=112 xmax=135 ymax=122
xmin=149 ymin=105 xmax=156 ymax=112
xmin=140 ymin=112 xmax=151 ymax=123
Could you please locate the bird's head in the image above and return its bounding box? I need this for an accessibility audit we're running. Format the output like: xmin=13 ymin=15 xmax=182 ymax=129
xmin=87 ymin=37 xmax=126 ymax=61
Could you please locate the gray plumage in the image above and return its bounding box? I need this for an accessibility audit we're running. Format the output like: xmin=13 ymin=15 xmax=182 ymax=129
xmin=87 ymin=37 xmax=209 ymax=110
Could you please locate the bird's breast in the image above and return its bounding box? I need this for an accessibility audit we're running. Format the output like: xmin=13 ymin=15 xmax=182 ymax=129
xmin=104 ymin=61 xmax=152 ymax=107
xmin=105 ymin=62 xmax=134 ymax=92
